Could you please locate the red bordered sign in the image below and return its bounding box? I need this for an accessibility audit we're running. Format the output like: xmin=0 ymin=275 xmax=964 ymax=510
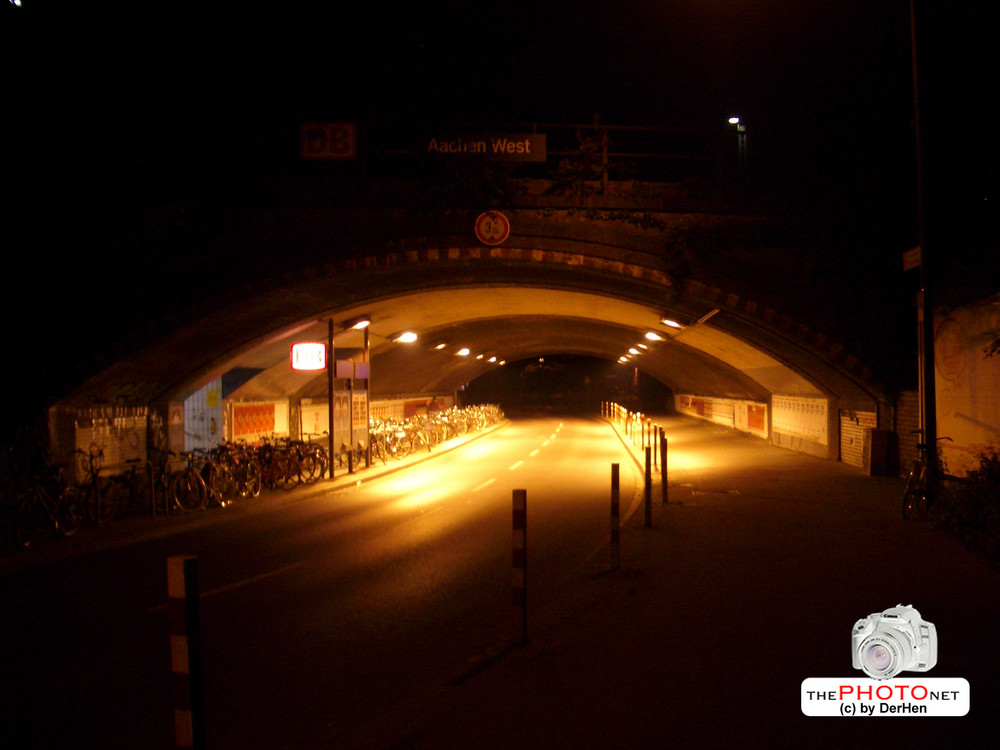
xmin=290 ymin=342 xmax=327 ymax=371
xmin=474 ymin=211 xmax=510 ymax=246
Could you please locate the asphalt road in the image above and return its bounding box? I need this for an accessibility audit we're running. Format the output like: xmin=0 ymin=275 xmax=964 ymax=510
xmin=0 ymin=417 xmax=642 ymax=749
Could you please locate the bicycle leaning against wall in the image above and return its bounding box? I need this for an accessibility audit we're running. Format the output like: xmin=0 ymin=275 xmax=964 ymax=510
xmin=13 ymin=464 xmax=81 ymax=548
xmin=902 ymin=432 xmax=953 ymax=521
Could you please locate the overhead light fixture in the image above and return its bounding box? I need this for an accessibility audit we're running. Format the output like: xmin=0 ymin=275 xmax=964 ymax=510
xmin=657 ymin=319 xmax=682 ymax=330
xmin=393 ymin=331 xmax=418 ymax=343
xmin=488 ymin=356 xmax=497 ymax=363
xmin=456 ymin=348 xmax=471 ymax=356
xmin=629 ymin=348 xmax=640 ymax=355
xmin=431 ymin=341 xmax=447 ymax=350
xmin=344 ymin=315 xmax=371 ymax=330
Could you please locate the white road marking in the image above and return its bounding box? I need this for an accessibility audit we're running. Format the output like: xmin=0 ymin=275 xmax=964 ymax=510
xmin=147 ymin=560 xmax=308 ymax=613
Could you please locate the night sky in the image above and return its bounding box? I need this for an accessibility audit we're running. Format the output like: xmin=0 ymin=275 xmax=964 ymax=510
xmin=2 ymin=1 xmax=997 ymax=418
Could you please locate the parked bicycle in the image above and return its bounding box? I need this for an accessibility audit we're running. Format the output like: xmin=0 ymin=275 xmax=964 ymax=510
xmin=257 ymin=437 xmax=301 ymax=491
xmin=75 ymin=445 xmax=112 ymax=526
xmin=102 ymin=458 xmax=157 ymax=521
xmin=167 ymin=451 xmax=208 ymax=511
xmin=13 ymin=464 xmax=81 ymax=548
xmin=902 ymin=433 xmax=953 ymax=521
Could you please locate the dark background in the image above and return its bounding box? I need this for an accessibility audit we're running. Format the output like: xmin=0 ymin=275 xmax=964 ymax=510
xmin=2 ymin=0 xmax=997 ymax=420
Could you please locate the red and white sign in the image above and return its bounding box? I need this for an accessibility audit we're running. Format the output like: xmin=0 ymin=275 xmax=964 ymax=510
xmin=475 ymin=211 xmax=510 ymax=246
xmin=300 ymin=122 xmax=356 ymax=160
xmin=290 ymin=342 xmax=327 ymax=371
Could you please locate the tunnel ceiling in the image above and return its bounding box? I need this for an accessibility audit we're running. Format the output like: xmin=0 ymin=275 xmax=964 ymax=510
xmin=58 ymin=240 xmax=884 ymax=414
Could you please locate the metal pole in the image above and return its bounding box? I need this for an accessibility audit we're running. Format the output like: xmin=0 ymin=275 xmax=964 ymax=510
xmin=910 ymin=0 xmax=938 ymax=474
xmin=644 ymin=446 xmax=652 ymax=527
xmin=364 ymin=327 xmax=371 ymax=468
xmin=327 ymin=320 xmax=335 ymax=479
xmin=512 ymin=489 xmax=528 ymax=644
xmin=661 ymin=428 xmax=668 ymax=504
xmin=168 ymin=556 xmax=206 ymax=750
xmin=610 ymin=463 xmax=620 ymax=570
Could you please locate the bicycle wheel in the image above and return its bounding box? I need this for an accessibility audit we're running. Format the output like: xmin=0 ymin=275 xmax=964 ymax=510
xmin=241 ymin=458 xmax=262 ymax=498
xmin=205 ymin=463 xmax=237 ymax=507
xmin=901 ymin=467 xmax=922 ymax=520
xmin=102 ymin=477 xmax=132 ymax=522
xmin=273 ymin=454 xmax=300 ymax=490
xmin=903 ymin=489 xmax=928 ymax=521
xmin=56 ymin=486 xmax=81 ymax=537
xmin=170 ymin=470 xmax=207 ymax=511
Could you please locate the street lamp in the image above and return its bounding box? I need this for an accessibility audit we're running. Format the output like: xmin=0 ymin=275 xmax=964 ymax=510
xmin=908 ymin=0 xmax=938 ymax=474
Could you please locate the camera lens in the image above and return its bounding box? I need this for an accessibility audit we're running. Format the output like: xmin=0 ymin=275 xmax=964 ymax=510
xmin=865 ymin=644 xmax=893 ymax=673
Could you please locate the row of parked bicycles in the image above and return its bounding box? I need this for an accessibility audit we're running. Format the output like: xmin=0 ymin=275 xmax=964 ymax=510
xmin=3 ymin=404 xmax=504 ymax=548
xmin=362 ymin=404 xmax=505 ymax=465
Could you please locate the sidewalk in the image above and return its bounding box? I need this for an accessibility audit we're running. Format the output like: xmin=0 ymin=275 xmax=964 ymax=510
xmin=332 ymin=415 xmax=1000 ymax=749
xmin=0 ymin=424 xmax=506 ymax=577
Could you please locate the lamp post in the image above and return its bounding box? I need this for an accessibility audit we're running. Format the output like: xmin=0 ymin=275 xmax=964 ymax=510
xmin=728 ymin=116 xmax=747 ymax=176
xmin=909 ymin=0 xmax=937 ymax=473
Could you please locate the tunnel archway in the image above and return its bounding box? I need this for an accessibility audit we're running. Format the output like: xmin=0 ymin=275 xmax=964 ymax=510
xmin=52 ymin=216 xmax=886 ymax=465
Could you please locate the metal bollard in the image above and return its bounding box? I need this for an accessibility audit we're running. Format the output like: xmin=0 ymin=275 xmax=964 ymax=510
xmin=644 ymin=446 xmax=652 ymax=527
xmin=168 ymin=556 xmax=206 ymax=750
xmin=661 ymin=428 xmax=669 ymax=504
xmin=610 ymin=463 xmax=620 ymax=570
xmin=512 ymin=489 xmax=528 ymax=645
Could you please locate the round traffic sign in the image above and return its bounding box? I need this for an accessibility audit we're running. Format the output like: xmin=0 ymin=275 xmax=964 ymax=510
xmin=474 ymin=211 xmax=510 ymax=246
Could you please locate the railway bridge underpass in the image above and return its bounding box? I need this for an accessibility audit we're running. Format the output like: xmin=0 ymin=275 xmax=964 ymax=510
xmin=48 ymin=201 xmax=892 ymax=478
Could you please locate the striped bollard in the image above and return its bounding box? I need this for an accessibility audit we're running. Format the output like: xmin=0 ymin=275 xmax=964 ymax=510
xmin=644 ymin=446 xmax=653 ymax=527
xmin=512 ymin=489 xmax=528 ymax=645
xmin=168 ymin=556 xmax=206 ymax=750
xmin=661 ymin=428 xmax=669 ymax=504
xmin=610 ymin=464 xmax=620 ymax=570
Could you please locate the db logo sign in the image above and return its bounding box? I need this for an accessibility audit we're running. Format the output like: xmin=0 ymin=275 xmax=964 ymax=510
xmin=475 ymin=211 xmax=510 ymax=246
xmin=301 ymin=122 xmax=356 ymax=160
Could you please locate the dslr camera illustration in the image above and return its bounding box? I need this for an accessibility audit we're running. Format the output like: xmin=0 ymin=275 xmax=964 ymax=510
xmin=852 ymin=604 xmax=937 ymax=680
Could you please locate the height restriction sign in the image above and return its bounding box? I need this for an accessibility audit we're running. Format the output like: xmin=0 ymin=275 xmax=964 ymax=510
xmin=474 ymin=211 xmax=510 ymax=246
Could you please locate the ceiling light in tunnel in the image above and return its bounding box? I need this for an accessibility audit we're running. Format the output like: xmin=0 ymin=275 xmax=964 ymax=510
xmin=658 ymin=319 xmax=683 ymax=330
xmin=456 ymin=348 xmax=471 ymax=356
xmin=646 ymin=330 xmax=667 ymax=340
xmin=629 ymin=348 xmax=640 ymax=355
xmin=431 ymin=341 xmax=447 ymax=350
xmin=344 ymin=315 xmax=371 ymax=330
xmin=488 ymin=356 xmax=497 ymax=363
xmin=393 ymin=331 xmax=418 ymax=343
